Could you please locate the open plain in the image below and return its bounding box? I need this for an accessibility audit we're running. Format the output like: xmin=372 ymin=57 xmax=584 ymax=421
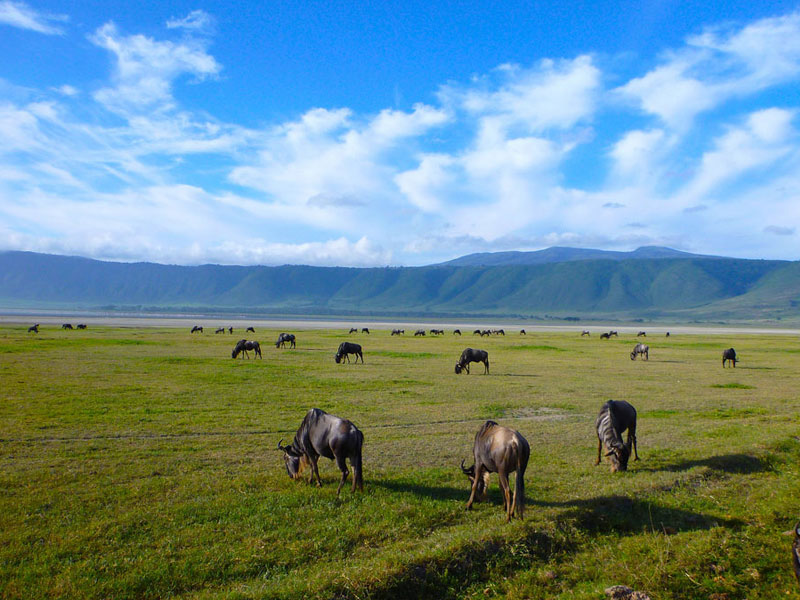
xmin=1 ymin=323 xmax=799 ymax=599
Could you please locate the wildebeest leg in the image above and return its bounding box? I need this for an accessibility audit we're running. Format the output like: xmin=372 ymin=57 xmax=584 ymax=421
xmin=466 ymin=464 xmax=485 ymax=510
xmin=596 ymin=439 xmax=602 ymax=465
xmin=483 ymin=359 xmax=489 ymax=374
xmin=308 ymin=455 xmax=322 ymax=487
xmin=335 ymin=454 xmax=349 ymax=496
xmin=465 ymin=363 xmax=470 ymax=374
xmin=497 ymin=469 xmax=512 ymax=521
xmin=628 ymin=426 xmax=639 ymax=461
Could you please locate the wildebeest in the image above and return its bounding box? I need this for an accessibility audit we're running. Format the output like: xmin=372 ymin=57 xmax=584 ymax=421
xmin=520 ymin=329 xmax=526 ymax=335
xmin=581 ymin=330 xmax=590 ymax=337
xmin=785 ymin=522 xmax=800 ymax=584
xmin=191 ymin=325 xmax=203 ymax=333
xmin=335 ymin=342 xmax=363 ymax=364
xmin=232 ymin=339 xmax=262 ymax=359
xmin=600 ymin=332 xmax=611 ymax=340
xmin=722 ymin=347 xmax=737 ymax=367
xmin=453 ymin=329 xmax=462 ymax=335
xmin=277 ymin=408 xmax=363 ymax=496
xmin=473 ymin=329 xmax=481 ymax=335
xmin=215 ymin=327 xmax=225 ymax=334
xmin=28 ymin=324 xmax=39 ymax=333
xmin=481 ymin=330 xmax=491 ymax=337
xmin=391 ymin=329 xmax=405 ymax=336
xmin=62 ymin=323 xmax=73 ymax=330
xmin=362 ymin=328 xmax=370 ymax=334
xmin=229 ymin=327 xmax=233 ymax=334
xmin=493 ymin=329 xmax=505 ymax=336
xmin=630 ymin=343 xmax=649 ymax=360
xmin=430 ymin=329 xmax=444 ymax=336
xmin=275 ymin=333 xmax=296 ymax=349
xmin=637 ymin=331 xmax=646 ymax=337
xmin=246 ymin=326 xmax=255 ymax=333
xmin=455 ymin=348 xmax=489 ymax=374
xmin=76 ymin=324 xmax=87 ymax=330
xmin=349 ymin=327 xmax=358 ymax=334
xmin=609 ymin=330 xmax=618 ymax=337
xmin=665 ymin=332 xmax=670 ymax=337
xmin=414 ymin=329 xmax=426 ymax=336
xmin=595 ymin=400 xmax=639 ymax=472
xmin=461 ymin=420 xmax=529 ymax=521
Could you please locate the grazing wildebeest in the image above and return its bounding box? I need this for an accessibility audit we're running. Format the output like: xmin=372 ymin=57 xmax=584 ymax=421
xmin=335 ymin=342 xmax=363 ymax=364
xmin=630 ymin=343 xmax=649 ymax=360
xmin=600 ymin=332 xmax=611 ymax=340
xmin=232 ymin=339 xmax=262 ymax=359
xmin=76 ymin=324 xmax=87 ymax=330
xmin=581 ymin=330 xmax=590 ymax=337
xmin=493 ymin=329 xmax=505 ymax=336
xmin=349 ymin=327 xmax=358 ymax=334
xmin=461 ymin=420 xmax=529 ymax=522
xmin=229 ymin=327 xmax=233 ymax=334
xmin=391 ymin=329 xmax=405 ymax=336
xmin=28 ymin=324 xmax=39 ymax=333
xmin=637 ymin=331 xmax=646 ymax=337
xmin=609 ymin=330 xmax=619 ymax=337
xmin=473 ymin=329 xmax=481 ymax=335
xmin=191 ymin=325 xmax=203 ymax=333
xmin=275 ymin=333 xmax=296 ymax=349
xmin=453 ymin=329 xmax=462 ymax=335
xmin=62 ymin=323 xmax=73 ymax=330
xmin=481 ymin=330 xmax=491 ymax=337
xmin=414 ymin=329 xmax=426 ymax=336
xmin=277 ymin=408 xmax=363 ymax=496
xmin=520 ymin=329 xmax=526 ymax=335
xmin=246 ymin=326 xmax=255 ymax=333
xmin=785 ymin=522 xmax=800 ymax=584
xmin=722 ymin=347 xmax=737 ymax=367
xmin=595 ymin=400 xmax=639 ymax=472
xmin=215 ymin=327 xmax=225 ymax=334
xmin=455 ymin=348 xmax=489 ymax=374
xmin=665 ymin=332 xmax=670 ymax=337
xmin=362 ymin=328 xmax=370 ymax=334
xmin=430 ymin=329 xmax=444 ymax=336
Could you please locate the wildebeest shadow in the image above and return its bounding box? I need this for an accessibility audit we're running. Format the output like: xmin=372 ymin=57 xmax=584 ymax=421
xmin=494 ymin=373 xmax=540 ymax=378
xmin=370 ymin=478 xmax=467 ymax=502
xmin=638 ymin=453 xmax=769 ymax=475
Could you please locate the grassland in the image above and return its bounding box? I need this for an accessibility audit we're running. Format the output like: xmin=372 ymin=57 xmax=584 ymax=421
xmin=1 ymin=324 xmax=799 ymax=599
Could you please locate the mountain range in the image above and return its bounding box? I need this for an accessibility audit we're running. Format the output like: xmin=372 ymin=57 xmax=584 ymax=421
xmin=1 ymin=248 xmax=799 ymax=323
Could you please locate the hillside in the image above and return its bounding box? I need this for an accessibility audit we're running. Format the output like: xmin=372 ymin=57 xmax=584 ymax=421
xmin=1 ymin=250 xmax=799 ymax=322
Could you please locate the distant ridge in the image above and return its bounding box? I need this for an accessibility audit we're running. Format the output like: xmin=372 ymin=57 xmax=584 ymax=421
xmin=436 ymin=246 xmax=720 ymax=267
xmin=1 ymin=249 xmax=798 ymax=323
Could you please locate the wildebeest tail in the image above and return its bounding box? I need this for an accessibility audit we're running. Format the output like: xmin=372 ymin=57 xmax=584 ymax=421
xmin=515 ymin=441 xmax=528 ymax=519
xmin=353 ymin=429 xmax=365 ymax=491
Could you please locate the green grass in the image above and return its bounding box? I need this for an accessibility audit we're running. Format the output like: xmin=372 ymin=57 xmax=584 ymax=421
xmin=1 ymin=325 xmax=799 ymax=599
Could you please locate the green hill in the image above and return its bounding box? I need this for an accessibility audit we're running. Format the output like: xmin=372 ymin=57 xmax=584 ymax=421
xmin=1 ymin=250 xmax=798 ymax=323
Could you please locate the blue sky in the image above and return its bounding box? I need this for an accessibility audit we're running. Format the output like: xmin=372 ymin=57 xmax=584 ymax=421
xmin=1 ymin=1 xmax=799 ymax=266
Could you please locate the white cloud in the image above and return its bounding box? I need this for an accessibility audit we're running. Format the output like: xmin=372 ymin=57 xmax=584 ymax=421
xmin=166 ymin=10 xmax=214 ymax=34
xmin=0 ymin=1 xmax=66 ymax=35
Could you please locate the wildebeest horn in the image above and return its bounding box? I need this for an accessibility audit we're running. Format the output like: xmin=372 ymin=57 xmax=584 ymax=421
xmin=277 ymin=438 xmax=286 ymax=451
xmin=460 ymin=459 xmax=470 ymax=473
xmin=605 ymin=449 xmax=615 ymax=456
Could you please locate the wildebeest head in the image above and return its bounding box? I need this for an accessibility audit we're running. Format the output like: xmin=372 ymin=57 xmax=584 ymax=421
xmin=277 ymin=439 xmax=308 ymax=479
xmin=454 ymin=363 xmax=463 ymax=374
xmin=460 ymin=459 xmax=489 ymax=500
xmin=606 ymin=442 xmax=631 ymax=472
xmin=335 ymin=352 xmax=342 ymax=364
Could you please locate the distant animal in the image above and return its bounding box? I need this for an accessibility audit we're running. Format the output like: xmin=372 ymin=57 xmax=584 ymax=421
xmin=28 ymin=324 xmax=39 ymax=333
xmin=229 ymin=327 xmax=233 ymax=334
xmin=430 ymin=329 xmax=444 ymax=335
xmin=581 ymin=330 xmax=590 ymax=337
xmin=722 ymin=347 xmax=737 ymax=368
xmin=595 ymin=399 xmax=639 ymax=472
xmin=473 ymin=329 xmax=481 ymax=335
xmin=493 ymin=329 xmax=505 ymax=336
xmin=519 ymin=329 xmax=526 ymax=335
xmin=461 ymin=420 xmax=529 ymax=521
xmin=349 ymin=328 xmax=358 ymax=334
xmin=785 ymin=522 xmax=800 ymax=584
xmin=391 ymin=329 xmax=405 ymax=336
xmin=600 ymin=332 xmax=611 ymax=340
xmin=637 ymin=331 xmax=646 ymax=337
xmin=277 ymin=408 xmax=363 ymax=496
xmin=232 ymin=339 xmax=262 ymax=359
xmin=455 ymin=348 xmax=489 ymax=374
xmin=191 ymin=326 xmax=203 ymax=333
xmin=362 ymin=328 xmax=370 ymax=334
xmin=275 ymin=333 xmax=296 ymax=349
xmin=609 ymin=331 xmax=618 ymax=337
xmin=76 ymin=324 xmax=87 ymax=330
xmin=481 ymin=330 xmax=491 ymax=337
xmin=335 ymin=342 xmax=363 ymax=364
xmin=665 ymin=332 xmax=670 ymax=337
xmin=630 ymin=343 xmax=649 ymax=361
xmin=62 ymin=323 xmax=73 ymax=330
xmin=414 ymin=329 xmax=426 ymax=337
xmin=453 ymin=329 xmax=462 ymax=335
xmin=215 ymin=327 xmax=225 ymax=334
xmin=246 ymin=327 xmax=255 ymax=333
